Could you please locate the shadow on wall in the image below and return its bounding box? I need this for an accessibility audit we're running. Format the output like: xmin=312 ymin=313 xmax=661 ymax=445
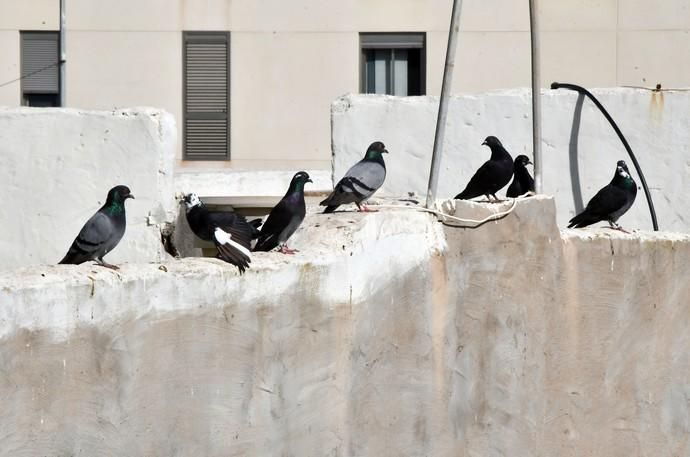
xmin=568 ymin=93 xmax=585 ymax=214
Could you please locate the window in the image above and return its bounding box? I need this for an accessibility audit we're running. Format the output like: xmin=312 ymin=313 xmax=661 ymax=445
xmin=183 ymin=32 xmax=230 ymax=160
xmin=21 ymin=32 xmax=60 ymax=107
xmin=360 ymin=33 xmax=425 ymax=96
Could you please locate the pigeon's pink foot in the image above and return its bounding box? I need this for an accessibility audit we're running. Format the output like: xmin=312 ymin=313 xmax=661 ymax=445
xmin=356 ymin=203 xmax=378 ymax=212
xmin=279 ymin=245 xmax=299 ymax=255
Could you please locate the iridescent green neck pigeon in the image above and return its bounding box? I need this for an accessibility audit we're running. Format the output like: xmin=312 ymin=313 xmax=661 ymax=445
xmin=254 ymin=171 xmax=312 ymax=254
xmin=320 ymin=141 xmax=388 ymax=213
xmin=59 ymin=185 xmax=134 ymax=269
xmin=568 ymin=160 xmax=637 ymax=232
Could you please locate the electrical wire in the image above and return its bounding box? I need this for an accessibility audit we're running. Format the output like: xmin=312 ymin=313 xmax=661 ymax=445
xmin=0 ymin=61 xmax=61 ymax=89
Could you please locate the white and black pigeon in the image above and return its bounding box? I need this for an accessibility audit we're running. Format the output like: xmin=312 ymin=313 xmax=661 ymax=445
xmin=254 ymin=171 xmax=312 ymax=254
xmin=506 ymin=154 xmax=535 ymax=198
xmin=320 ymin=141 xmax=388 ymax=213
xmin=182 ymin=193 xmax=258 ymax=274
xmin=454 ymin=136 xmax=513 ymax=201
xmin=59 ymin=185 xmax=134 ymax=269
xmin=568 ymin=160 xmax=637 ymax=232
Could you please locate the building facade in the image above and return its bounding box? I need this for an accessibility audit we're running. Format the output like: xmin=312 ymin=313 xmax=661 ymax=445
xmin=1 ymin=0 xmax=688 ymax=174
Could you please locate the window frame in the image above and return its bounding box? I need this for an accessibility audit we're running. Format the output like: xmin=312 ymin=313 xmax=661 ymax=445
xmin=182 ymin=31 xmax=231 ymax=161
xmin=359 ymin=32 xmax=426 ymax=96
xmin=20 ymin=31 xmax=61 ymax=107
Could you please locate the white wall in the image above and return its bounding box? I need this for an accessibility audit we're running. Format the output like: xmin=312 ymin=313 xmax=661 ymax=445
xmin=0 ymin=107 xmax=177 ymax=269
xmin=331 ymin=89 xmax=690 ymax=232
xmin=1 ymin=198 xmax=690 ymax=455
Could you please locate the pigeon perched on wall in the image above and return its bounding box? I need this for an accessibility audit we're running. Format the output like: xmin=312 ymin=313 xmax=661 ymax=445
xmin=59 ymin=185 xmax=134 ymax=269
xmin=182 ymin=193 xmax=257 ymax=274
xmin=454 ymin=136 xmax=513 ymax=201
xmin=320 ymin=141 xmax=388 ymax=213
xmin=568 ymin=160 xmax=637 ymax=232
xmin=254 ymin=171 xmax=312 ymax=254
xmin=506 ymin=155 xmax=535 ymax=198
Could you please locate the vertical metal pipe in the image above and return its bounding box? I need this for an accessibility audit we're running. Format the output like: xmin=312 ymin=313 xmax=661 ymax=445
xmin=59 ymin=0 xmax=66 ymax=106
xmin=425 ymin=0 xmax=464 ymax=208
xmin=529 ymin=0 xmax=542 ymax=193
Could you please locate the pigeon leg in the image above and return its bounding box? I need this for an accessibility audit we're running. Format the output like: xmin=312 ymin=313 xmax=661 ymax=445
xmin=278 ymin=244 xmax=299 ymax=255
xmin=607 ymin=221 xmax=630 ymax=234
xmin=95 ymin=258 xmax=120 ymax=270
xmin=490 ymin=194 xmax=504 ymax=203
xmin=356 ymin=202 xmax=378 ymax=213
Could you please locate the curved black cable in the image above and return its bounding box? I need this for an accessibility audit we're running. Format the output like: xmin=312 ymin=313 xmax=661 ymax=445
xmin=551 ymin=82 xmax=659 ymax=231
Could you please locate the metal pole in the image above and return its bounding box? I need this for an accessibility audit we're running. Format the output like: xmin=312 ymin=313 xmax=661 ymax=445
xmin=425 ymin=0 xmax=464 ymax=208
xmin=59 ymin=0 xmax=66 ymax=106
xmin=529 ymin=0 xmax=542 ymax=193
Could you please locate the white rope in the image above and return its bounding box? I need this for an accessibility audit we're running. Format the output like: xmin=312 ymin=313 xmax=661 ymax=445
xmin=370 ymin=193 xmax=531 ymax=228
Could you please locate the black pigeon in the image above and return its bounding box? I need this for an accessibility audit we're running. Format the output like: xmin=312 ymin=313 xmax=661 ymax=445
xmin=59 ymin=185 xmax=134 ymax=269
xmin=568 ymin=160 xmax=637 ymax=232
xmin=506 ymin=155 xmax=535 ymax=198
xmin=182 ymin=193 xmax=258 ymax=274
xmin=454 ymin=136 xmax=513 ymax=201
xmin=254 ymin=171 xmax=312 ymax=254
xmin=320 ymin=141 xmax=388 ymax=213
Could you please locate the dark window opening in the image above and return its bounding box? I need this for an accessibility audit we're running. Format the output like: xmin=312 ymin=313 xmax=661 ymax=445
xmin=21 ymin=31 xmax=60 ymax=107
xmin=360 ymin=33 xmax=426 ymax=96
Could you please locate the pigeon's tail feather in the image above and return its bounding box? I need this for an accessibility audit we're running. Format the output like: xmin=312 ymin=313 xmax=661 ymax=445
xmin=454 ymin=188 xmax=480 ymax=200
xmin=322 ymin=205 xmax=338 ymax=214
xmin=216 ymin=243 xmax=251 ymax=275
xmin=568 ymin=211 xmax=598 ymax=228
xmin=253 ymin=234 xmax=279 ymax=252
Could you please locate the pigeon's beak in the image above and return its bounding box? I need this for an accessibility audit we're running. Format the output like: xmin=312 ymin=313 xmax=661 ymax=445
xmin=482 ymin=141 xmax=487 ymax=146
xmin=307 ymin=178 xmax=313 ymax=183
xmin=527 ymin=160 xmax=533 ymax=166
xmin=127 ymin=194 xmax=135 ymax=200
xmin=382 ymin=149 xmax=389 ymax=154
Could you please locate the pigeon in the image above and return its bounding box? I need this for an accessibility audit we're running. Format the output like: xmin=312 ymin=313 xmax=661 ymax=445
xmin=254 ymin=171 xmax=312 ymax=254
xmin=320 ymin=141 xmax=388 ymax=213
xmin=506 ymin=155 xmax=535 ymax=198
xmin=568 ymin=160 xmax=637 ymax=232
xmin=59 ymin=185 xmax=134 ymax=269
xmin=182 ymin=193 xmax=258 ymax=274
xmin=454 ymin=136 xmax=513 ymax=201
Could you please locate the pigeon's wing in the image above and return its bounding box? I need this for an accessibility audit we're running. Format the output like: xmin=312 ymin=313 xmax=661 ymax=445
xmin=212 ymin=226 xmax=251 ymax=274
xmin=59 ymin=211 xmax=114 ymax=264
xmin=320 ymin=160 xmax=386 ymax=209
xmin=455 ymin=161 xmax=499 ymax=200
xmin=208 ymin=211 xmax=254 ymax=251
xmin=253 ymin=198 xmax=293 ymax=251
xmin=506 ymin=178 xmax=521 ymax=198
xmin=568 ymin=185 xmax=628 ymax=228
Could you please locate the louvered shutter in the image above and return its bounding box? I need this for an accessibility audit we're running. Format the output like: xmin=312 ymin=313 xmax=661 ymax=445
xmin=21 ymin=32 xmax=59 ymax=94
xmin=183 ymin=32 xmax=230 ymax=160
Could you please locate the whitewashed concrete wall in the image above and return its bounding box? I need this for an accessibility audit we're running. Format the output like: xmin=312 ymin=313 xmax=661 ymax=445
xmin=1 ymin=198 xmax=689 ymax=456
xmin=0 ymin=107 xmax=177 ymax=268
xmin=331 ymin=89 xmax=690 ymax=232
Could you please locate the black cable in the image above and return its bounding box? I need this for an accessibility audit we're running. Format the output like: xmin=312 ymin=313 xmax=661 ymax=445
xmin=551 ymin=82 xmax=659 ymax=231
xmin=0 ymin=60 xmax=62 ymax=89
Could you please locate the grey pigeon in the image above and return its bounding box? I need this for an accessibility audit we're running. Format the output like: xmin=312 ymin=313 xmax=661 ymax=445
xmin=506 ymin=155 xmax=535 ymax=198
xmin=454 ymin=136 xmax=513 ymax=201
xmin=182 ymin=193 xmax=258 ymax=274
xmin=254 ymin=171 xmax=312 ymax=254
xmin=321 ymin=141 xmax=388 ymax=213
xmin=568 ymin=160 xmax=637 ymax=232
xmin=59 ymin=185 xmax=134 ymax=269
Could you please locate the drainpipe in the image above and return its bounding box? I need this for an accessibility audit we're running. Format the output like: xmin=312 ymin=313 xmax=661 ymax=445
xmin=59 ymin=0 xmax=66 ymax=106
xmin=425 ymin=0 xmax=464 ymax=208
xmin=529 ymin=0 xmax=542 ymax=193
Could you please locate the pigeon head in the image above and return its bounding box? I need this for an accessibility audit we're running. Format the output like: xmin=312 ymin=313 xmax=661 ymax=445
xmin=364 ymin=141 xmax=388 ymax=160
xmin=482 ymin=136 xmax=503 ymax=148
xmin=182 ymin=193 xmax=202 ymax=210
xmin=616 ymin=160 xmax=630 ymax=176
xmin=106 ymin=185 xmax=135 ymax=204
xmin=288 ymin=171 xmax=313 ymax=193
xmin=514 ymin=155 xmax=533 ymax=168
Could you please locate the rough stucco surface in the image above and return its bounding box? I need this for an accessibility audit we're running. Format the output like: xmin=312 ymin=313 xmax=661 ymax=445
xmin=331 ymin=89 xmax=690 ymax=232
xmin=1 ymin=197 xmax=689 ymax=456
xmin=0 ymin=107 xmax=177 ymax=269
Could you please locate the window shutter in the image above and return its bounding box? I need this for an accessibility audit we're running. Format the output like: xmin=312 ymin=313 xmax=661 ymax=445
xmin=21 ymin=32 xmax=59 ymax=94
xmin=183 ymin=32 xmax=230 ymax=160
